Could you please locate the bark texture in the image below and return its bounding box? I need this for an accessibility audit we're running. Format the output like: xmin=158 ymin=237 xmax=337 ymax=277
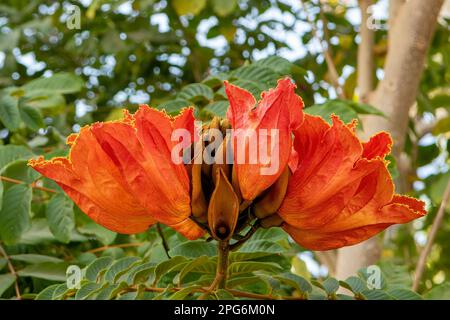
xmin=335 ymin=0 xmax=444 ymax=281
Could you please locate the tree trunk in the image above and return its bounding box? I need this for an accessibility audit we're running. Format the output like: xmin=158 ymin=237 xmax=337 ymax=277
xmin=335 ymin=0 xmax=444 ymax=281
xmin=357 ymin=0 xmax=375 ymax=103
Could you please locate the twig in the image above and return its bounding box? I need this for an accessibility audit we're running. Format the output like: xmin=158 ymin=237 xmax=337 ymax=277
xmin=0 ymin=243 xmax=21 ymax=300
xmin=0 ymin=176 xmax=57 ymax=193
xmin=87 ymin=242 xmax=145 ymax=254
xmin=198 ymin=240 xmax=230 ymax=299
xmin=156 ymin=223 xmax=171 ymax=259
xmin=300 ymin=0 xmax=346 ymax=99
xmin=413 ymin=178 xmax=450 ymax=291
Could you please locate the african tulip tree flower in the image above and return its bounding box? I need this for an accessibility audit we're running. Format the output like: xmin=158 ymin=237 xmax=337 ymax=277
xmin=28 ymin=78 xmax=426 ymax=251
xmin=29 ymin=107 xmax=204 ymax=240
xmin=277 ymin=114 xmax=426 ymax=250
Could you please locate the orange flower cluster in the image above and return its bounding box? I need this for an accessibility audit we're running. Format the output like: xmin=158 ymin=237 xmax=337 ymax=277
xmin=29 ymin=79 xmax=426 ymax=250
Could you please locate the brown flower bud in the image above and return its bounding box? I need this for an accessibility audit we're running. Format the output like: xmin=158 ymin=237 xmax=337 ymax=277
xmin=208 ymin=168 xmax=239 ymax=241
xmin=254 ymin=165 xmax=290 ymax=219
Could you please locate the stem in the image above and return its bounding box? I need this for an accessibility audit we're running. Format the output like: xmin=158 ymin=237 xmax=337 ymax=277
xmin=216 ymin=241 xmax=229 ymax=289
xmin=0 ymin=243 xmax=21 ymax=300
xmin=87 ymin=242 xmax=145 ymax=254
xmin=0 ymin=176 xmax=56 ymax=193
xmin=198 ymin=240 xmax=230 ymax=299
xmin=156 ymin=223 xmax=171 ymax=259
xmin=413 ymin=178 xmax=450 ymax=291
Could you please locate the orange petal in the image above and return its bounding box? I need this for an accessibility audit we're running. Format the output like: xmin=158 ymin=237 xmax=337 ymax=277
xmin=29 ymin=127 xmax=156 ymax=234
xmin=225 ymin=78 xmax=303 ymax=200
xmin=90 ymin=108 xmax=192 ymax=231
xmin=278 ymin=114 xmax=425 ymax=250
xmin=279 ymin=114 xmax=364 ymax=228
xmin=362 ymin=132 xmax=393 ymax=160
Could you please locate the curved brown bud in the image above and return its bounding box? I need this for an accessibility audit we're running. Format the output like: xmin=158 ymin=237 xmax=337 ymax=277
xmin=190 ymin=145 xmax=208 ymax=222
xmin=260 ymin=213 xmax=284 ymax=228
xmin=212 ymin=136 xmax=231 ymax=186
xmin=208 ymin=168 xmax=239 ymax=241
xmin=254 ymin=165 xmax=290 ymax=219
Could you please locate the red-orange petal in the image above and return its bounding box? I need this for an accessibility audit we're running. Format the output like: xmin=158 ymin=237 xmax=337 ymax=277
xmin=29 ymin=127 xmax=156 ymax=234
xmin=278 ymin=114 xmax=426 ymax=250
xmin=279 ymin=114 xmax=364 ymax=229
xmin=225 ymin=78 xmax=304 ymax=200
xmin=362 ymin=132 xmax=393 ymax=160
xmin=29 ymin=106 xmax=205 ymax=239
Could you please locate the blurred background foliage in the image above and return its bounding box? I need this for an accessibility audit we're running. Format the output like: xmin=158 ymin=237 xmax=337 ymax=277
xmin=0 ymin=0 xmax=449 ymax=299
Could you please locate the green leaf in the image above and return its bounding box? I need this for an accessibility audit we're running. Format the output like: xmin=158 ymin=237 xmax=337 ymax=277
xmin=22 ymin=73 xmax=83 ymax=95
xmin=75 ymin=282 xmax=103 ymax=300
xmin=387 ymin=288 xmax=422 ymax=300
xmin=225 ymin=79 xmax=265 ymax=97
xmin=339 ymin=276 xmax=367 ymax=295
xmin=275 ymin=273 xmax=312 ymax=295
xmin=17 ymin=262 xmax=68 ymax=281
xmin=205 ymin=100 xmax=229 ymax=118
xmin=248 ymin=228 xmax=288 ymax=242
xmin=169 ymin=285 xmax=202 ymax=300
xmin=215 ymin=289 xmax=236 ymax=300
xmin=211 ymin=0 xmax=237 ymax=17
xmin=178 ymin=83 xmax=214 ymax=102
xmin=361 ymin=289 xmax=392 ymax=300
xmin=228 ymin=261 xmax=282 ymax=276
xmin=126 ymin=262 xmax=155 ymax=285
xmin=173 ymin=255 xmax=211 ymax=286
xmin=77 ymin=220 xmax=117 ymax=245
xmin=231 ymin=65 xmax=276 ymax=84
xmin=9 ymin=254 xmax=63 ymax=264
xmin=322 ymin=277 xmax=340 ymax=295
xmin=306 ymin=100 xmax=359 ymax=125
xmin=104 ymin=257 xmax=141 ymax=283
xmin=0 ymin=257 xmax=6 ymax=271
xmin=46 ymin=193 xmax=75 ymax=243
xmin=348 ymin=101 xmax=384 ymax=116
xmin=0 ymin=145 xmax=34 ymax=171
xmin=19 ymin=104 xmax=44 ymax=131
xmin=157 ymin=99 xmax=192 ymax=114
xmin=2 ymin=160 xmax=40 ymax=184
xmin=153 ymin=256 xmax=188 ymax=285
xmin=424 ymin=282 xmax=450 ymax=300
xmin=85 ymin=256 xmax=114 ymax=282
xmin=169 ymin=240 xmax=216 ymax=258
xmin=227 ymin=275 xmax=271 ymax=294
xmin=0 ymin=180 xmax=3 ymax=211
xmin=0 ymin=89 xmax=20 ymax=131
xmin=172 ymin=0 xmax=206 ymax=16
xmin=35 ymin=284 xmax=60 ymax=300
xmin=25 ymin=93 xmax=65 ymax=110
xmin=254 ymin=56 xmax=296 ymax=75
xmin=0 ymin=184 xmax=32 ymax=244
xmin=432 ymin=116 xmax=450 ymax=135
xmin=95 ymin=282 xmax=128 ymax=300
xmin=0 ymin=274 xmax=15 ymax=297
xmin=238 ymin=240 xmax=284 ymax=253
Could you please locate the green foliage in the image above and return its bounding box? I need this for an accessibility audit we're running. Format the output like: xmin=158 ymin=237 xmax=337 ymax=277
xmin=0 ymin=0 xmax=448 ymax=300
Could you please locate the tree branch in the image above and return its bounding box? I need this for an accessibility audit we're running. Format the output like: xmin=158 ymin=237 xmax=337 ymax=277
xmin=413 ymin=178 xmax=450 ymax=291
xmin=156 ymin=223 xmax=171 ymax=259
xmin=0 ymin=243 xmax=21 ymax=300
xmin=357 ymin=0 xmax=375 ymax=103
xmin=0 ymin=176 xmax=57 ymax=193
